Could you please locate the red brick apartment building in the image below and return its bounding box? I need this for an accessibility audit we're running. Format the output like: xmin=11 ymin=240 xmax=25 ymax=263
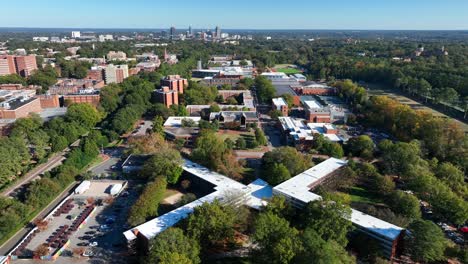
xmin=0 ymin=55 xmax=38 ymax=77
xmin=153 ymin=86 xmax=178 ymax=108
xmin=160 ymin=75 xmax=187 ymax=94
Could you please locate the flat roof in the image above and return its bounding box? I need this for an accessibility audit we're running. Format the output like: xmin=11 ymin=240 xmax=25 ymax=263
xmin=124 ymin=191 xmax=223 ymax=240
xmin=304 ymin=100 xmax=322 ymax=109
xmin=273 ymin=158 xmax=404 ymax=241
xmin=351 ymin=209 xmax=403 ymax=241
xmin=272 ymin=97 xmax=287 ymax=107
xmin=163 ymin=116 xmax=201 ymax=127
xmin=273 ymin=158 xmax=348 ymax=203
xmin=245 ymin=179 xmax=273 ymax=210
xmin=124 ymin=159 xmax=270 ymax=241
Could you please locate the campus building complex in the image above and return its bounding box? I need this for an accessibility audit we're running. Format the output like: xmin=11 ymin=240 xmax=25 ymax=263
xmin=273 ymin=158 xmax=404 ymax=258
xmin=123 ymin=158 xmax=404 ymax=260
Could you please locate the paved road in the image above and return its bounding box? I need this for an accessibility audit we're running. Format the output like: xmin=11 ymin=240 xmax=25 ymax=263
xmin=89 ymin=148 xmax=125 ymax=176
xmin=131 ymin=120 xmax=153 ymax=137
xmin=1 ymin=151 xmax=67 ymax=197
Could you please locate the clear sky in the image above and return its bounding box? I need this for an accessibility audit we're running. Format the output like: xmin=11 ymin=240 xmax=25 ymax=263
xmin=1 ymin=0 xmax=468 ymax=30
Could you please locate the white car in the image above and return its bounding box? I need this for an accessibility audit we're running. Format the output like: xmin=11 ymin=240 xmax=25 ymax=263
xmin=83 ymin=250 xmax=94 ymax=257
xmin=89 ymin=242 xmax=98 ymax=247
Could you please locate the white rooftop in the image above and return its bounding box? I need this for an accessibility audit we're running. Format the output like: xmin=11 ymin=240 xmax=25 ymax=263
xmin=124 ymin=160 xmax=273 ymax=242
xmin=272 ymin=97 xmax=287 ymax=107
xmin=273 ymin=158 xmax=404 ymax=241
xmin=273 ymin=158 xmax=348 ymax=203
xmin=124 ymin=191 xmax=223 ymax=241
xmin=163 ymin=116 xmax=201 ymax=127
xmin=124 ymin=157 xmax=403 ymax=243
xmin=245 ymin=179 xmax=273 ymax=210
xmin=278 ymin=117 xmax=343 ymax=142
xmin=351 ymin=209 xmax=403 ymax=241
xmin=304 ymin=100 xmax=323 ymax=109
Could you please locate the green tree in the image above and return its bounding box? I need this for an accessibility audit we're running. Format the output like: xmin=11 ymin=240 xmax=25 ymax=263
xmin=66 ymin=103 xmax=102 ymax=129
xmin=263 ymin=163 xmax=291 ymax=185
xmin=255 ymin=76 xmax=276 ymax=103
xmin=252 ymin=212 xmax=302 ymax=264
xmin=347 ymin=135 xmax=374 ymax=159
xmin=302 ymin=198 xmax=353 ymax=247
xmin=152 ymin=116 xmax=165 ymax=136
xmin=406 ymin=219 xmax=446 ymax=263
xmin=255 ymin=128 xmax=268 ymax=146
xmin=298 ymin=228 xmax=356 ymax=264
xmin=235 ymin=137 xmax=247 ymax=149
xmin=388 ymin=191 xmax=421 ymax=219
xmin=187 ymin=201 xmax=236 ymax=249
xmin=128 ymin=177 xmax=167 ymax=226
xmin=262 ymin=147 xmax=312 ymax=176
xmin=142 ymin=149 xmax=183 ymax=183
xmin=145 ymin=228 xmax=200 ymax=264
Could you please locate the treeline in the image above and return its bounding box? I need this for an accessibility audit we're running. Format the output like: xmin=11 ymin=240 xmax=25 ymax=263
xmin=0 ymin=104 xmax=102 ymax=189
xmin=335 ymin=80 xmax=467 ymax=171
xmin=99 ymin=76 xmax=155 ymax=139
xmin=126 ymin=134 xmax=184 ymax=226
xmin=0 ymin=103 xmax=104 ymax=243
xmin=332 ymin=80 xmax=467 ymax=225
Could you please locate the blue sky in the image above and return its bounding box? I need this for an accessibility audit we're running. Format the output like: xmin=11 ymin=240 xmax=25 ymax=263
xmin=1 ymin=0 xmax=467 ymax=30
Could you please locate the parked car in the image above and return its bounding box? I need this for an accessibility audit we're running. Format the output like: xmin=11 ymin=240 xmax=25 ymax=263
xmin=89 ymin=242 xmax=98 ymax=247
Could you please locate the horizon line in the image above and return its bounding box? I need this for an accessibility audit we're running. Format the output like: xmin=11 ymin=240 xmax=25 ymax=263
xmin=0 ymin=27 xmax=467 ymax=32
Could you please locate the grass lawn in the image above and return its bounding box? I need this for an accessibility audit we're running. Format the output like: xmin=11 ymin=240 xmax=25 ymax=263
xmin=348 ymin=186 xmax=384 ymax=205
xmin=275 ymin=68 xmax=302 ymax=75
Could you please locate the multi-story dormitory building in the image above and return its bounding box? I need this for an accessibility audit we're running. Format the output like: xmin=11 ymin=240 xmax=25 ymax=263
xmin=273 ymin=158 xmax=404 ymax=258
xmin=123 ymin=157 xmax=404 ymax=260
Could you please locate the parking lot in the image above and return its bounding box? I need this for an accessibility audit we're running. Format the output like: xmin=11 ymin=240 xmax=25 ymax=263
xmin=10 ymin=180 xmax=137 ymax=264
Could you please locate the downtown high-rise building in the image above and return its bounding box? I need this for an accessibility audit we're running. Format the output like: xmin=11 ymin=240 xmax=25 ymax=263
xmin=215 ymin=26 xmax=221 ymax=39
xmin=188 ymin=26 xmax=193 ymax=37
xmin=170 ymin=26 xmax=176 ymax=38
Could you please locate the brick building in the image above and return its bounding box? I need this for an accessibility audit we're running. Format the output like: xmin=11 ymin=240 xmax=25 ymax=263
xmin=0 ymin=55 xmax=16 ymax=75
xmin=0 ymin=55 xmax=38 ymax=77
xmin=38 ymin=94 xmax=60 ymax=108
xmin=63 ymin=94 xmax=100 ymax=107
xmin=153 ymin=86 xmax=178 ymax=108
xmin=291 ymin=82 xmax=337 ymax=95
xmin=272 ymin=97 xmax=289 ymax=116
xmin=104 ymin=64 xmax=129 ymax=84
xmin=161 ymin=75 xmax=187 ymax=94
xmin=86 ymin=69 xmax=104 ymax=81
xmin=303 ymin=100 xmax=331 ymax=123
xmin=0 ymin=97 xmax=42 ymax=119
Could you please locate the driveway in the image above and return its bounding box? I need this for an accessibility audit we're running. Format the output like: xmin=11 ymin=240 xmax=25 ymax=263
xmin=89 ymin=147 xmax=125 ymax=176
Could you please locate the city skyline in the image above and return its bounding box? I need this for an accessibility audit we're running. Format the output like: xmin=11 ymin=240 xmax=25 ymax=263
xmin=1 ymin=0 xmax=468 ymax=30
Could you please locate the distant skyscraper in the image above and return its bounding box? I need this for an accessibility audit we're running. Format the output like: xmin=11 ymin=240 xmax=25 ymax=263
xmin=170 ymin=27 xmax=176 ymax=38
xmin=71 ymin=31 xmax=81 ymax=38
xmin=188 ymin=26 xmax=193 ymax=36
xmin=215 ymin=26 xmax=221 ymax=39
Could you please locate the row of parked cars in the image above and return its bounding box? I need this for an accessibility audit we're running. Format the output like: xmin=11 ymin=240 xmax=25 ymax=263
xmin=437 ymin=222 xmax=466 ymax=245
